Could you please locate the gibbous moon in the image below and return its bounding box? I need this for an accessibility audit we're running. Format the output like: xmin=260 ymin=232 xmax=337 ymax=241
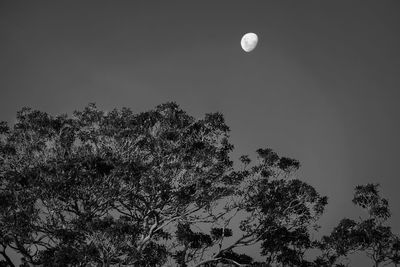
xmin=241 ymin=33 xmax=258 ymax=52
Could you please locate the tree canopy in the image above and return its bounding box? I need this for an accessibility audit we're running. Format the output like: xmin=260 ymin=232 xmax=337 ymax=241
xmin=0 ymin=103 xmax=398 ymax=267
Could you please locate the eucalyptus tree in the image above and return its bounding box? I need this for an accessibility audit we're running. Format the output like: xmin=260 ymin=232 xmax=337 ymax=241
xmin=0 ymin=103 xmax=327 ymax=267
xmin=320 ymin=184 xmax=400 ymax=267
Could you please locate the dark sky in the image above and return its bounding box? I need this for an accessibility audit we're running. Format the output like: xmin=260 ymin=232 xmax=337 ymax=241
xmin=1 ymin=1 xmax=400 ymax=265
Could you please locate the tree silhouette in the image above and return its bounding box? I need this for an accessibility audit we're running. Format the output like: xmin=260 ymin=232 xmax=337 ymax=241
xmin=320 ymin=184 xmax=400 ymax=267
xmin=0 ymin=103 xmax=398 ymax=267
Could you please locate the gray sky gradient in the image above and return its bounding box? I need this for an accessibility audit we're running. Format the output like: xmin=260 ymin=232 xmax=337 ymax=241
xmin=1 ymin=1 xmax=400 ymax=266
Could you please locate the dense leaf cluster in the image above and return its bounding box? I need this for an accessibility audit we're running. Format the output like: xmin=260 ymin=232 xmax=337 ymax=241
xmin=0 ymin=103 xmax=398 ymax=267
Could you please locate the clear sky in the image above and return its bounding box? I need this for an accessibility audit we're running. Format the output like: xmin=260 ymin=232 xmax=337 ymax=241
xmin=1 ymin=1 xmax=400 ymax=266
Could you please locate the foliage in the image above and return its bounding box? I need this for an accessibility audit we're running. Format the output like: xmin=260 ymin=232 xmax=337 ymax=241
xmin=0 ymin=103 xmax=398 ymax=267
xmin=319 ymin=184 xmax=399 ymax=267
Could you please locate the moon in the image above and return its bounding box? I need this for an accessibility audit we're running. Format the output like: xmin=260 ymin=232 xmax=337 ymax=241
xmin=241 ymin=33 xmax=258 ymax=52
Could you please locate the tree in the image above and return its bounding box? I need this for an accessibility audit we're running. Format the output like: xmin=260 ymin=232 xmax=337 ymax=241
xmin=0 ymin=103 xmax=237 ymax=266
xmin=0 ymin=102 xmax=355 ymax=267
xmin=320 ymin=184 xmax=400 ymax=267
